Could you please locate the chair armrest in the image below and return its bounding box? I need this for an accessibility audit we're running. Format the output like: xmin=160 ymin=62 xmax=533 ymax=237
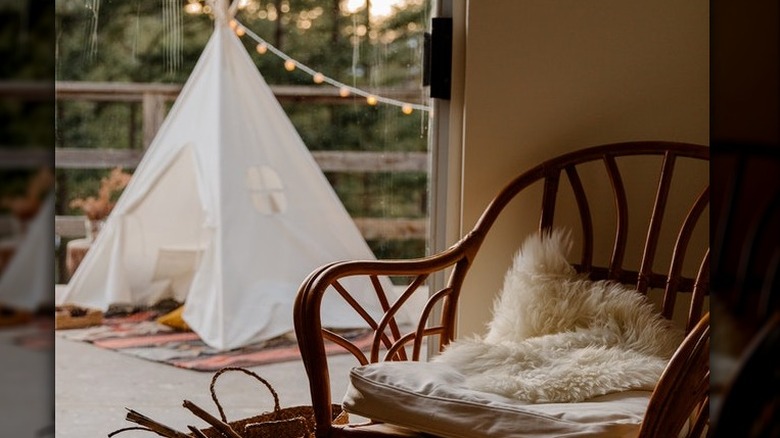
xmin=294 ymin=235 xmax=482 ymax=437
xmin=638 ymin=312 xmax=710 ymax=438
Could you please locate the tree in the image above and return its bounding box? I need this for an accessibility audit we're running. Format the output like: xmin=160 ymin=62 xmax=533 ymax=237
xmin=0 ymin=0 xmax=55 ymax=208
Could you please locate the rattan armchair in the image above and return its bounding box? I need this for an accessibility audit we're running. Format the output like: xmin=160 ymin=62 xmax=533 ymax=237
xmin=294 ymin=141 xmax=710 ymax=438
xmin=710 ymin=144 xmax=780 ymax=437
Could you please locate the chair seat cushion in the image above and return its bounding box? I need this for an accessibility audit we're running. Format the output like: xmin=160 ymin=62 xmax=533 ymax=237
xmin=343 ymin=361 xmax=650 ymax=438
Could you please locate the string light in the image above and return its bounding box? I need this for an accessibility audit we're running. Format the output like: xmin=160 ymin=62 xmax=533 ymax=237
xmin=233 ymin=20 xmax=430 ymax=114
xmin=184 ymin=1 xmax=202 ymax=14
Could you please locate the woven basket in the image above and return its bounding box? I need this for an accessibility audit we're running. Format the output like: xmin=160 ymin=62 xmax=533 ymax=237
xmin=197 ymin=367 xmax=348 ymax=438
xmin=111 ymin=367 xmax=348 ymax=438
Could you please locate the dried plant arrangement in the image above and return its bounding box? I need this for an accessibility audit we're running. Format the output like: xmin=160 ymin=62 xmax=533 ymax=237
xmin=0 ymin=167 xmax=54 ymax=222
xmin=69 ymin=167 xmax=132 ymax=221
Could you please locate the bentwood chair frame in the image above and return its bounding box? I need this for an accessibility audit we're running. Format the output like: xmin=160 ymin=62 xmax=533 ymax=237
xmin=294 ymin=141 xmax=710 ymax=438
xmin=710 ymin=144 xmax=780 ymax=437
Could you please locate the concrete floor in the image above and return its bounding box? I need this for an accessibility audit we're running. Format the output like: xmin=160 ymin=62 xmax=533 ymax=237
xmin=53 ymin=331 xmax=359 ymax=437
xmin=0 ymin=318 xmax=54 ymax=437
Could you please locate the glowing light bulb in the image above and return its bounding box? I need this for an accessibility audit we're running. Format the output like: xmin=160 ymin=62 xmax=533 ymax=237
xmin=339 ymin=87 xmax=351 ymax=97
xmin=256 ymin=43 xmax=268 ymax=54
xmin=366 ymin=95 xmax=378 ymax=106
xmin=313 ymin=73 xmax=325 ymax=84
xmin=229 ymin=19 xmax=238 ymax=29
xmin=235 ymin=26 xmax=246 ymax=37
xmin=184 ymin=2 xmax=202 ymax=14
xmin=284 ymin=59 xmax=296 ymax=71
xmin=401 ymin=105 xmax=413 ymax=115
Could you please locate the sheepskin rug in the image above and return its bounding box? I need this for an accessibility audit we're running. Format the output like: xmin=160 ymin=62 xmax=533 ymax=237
xmin=434 ymin=229 xmax=684 ymax=403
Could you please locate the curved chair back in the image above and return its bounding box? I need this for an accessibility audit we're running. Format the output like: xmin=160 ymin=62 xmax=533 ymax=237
xmin=455 ymin=141 xmax=709 ymax=337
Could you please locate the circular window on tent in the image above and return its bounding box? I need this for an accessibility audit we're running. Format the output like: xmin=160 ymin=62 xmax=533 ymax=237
xmin=246 ymin=165 xmax=287 ymax=215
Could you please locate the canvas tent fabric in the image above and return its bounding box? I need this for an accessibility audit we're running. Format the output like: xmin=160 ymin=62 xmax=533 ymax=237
xmin=58 ymin=4 xmax=404 ymax=350
xmin=0 ymin=192 xmax=54 ymax=311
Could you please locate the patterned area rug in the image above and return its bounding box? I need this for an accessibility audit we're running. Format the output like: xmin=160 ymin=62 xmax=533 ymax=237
xmin=56 ymin=311 xmax=373 ymax=371
xmin=12 ymin=317 xmax=54 ymax=351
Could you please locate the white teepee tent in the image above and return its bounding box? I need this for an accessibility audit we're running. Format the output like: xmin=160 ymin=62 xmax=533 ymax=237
xmin=0 ymin=192 xmax=54 ymax=311
xmin=58 ymin=1 xmax=404 ymax=350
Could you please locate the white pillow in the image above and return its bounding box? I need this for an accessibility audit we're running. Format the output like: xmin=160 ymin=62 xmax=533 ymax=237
xmin=344 ymin=361 xmax=649 ymax=438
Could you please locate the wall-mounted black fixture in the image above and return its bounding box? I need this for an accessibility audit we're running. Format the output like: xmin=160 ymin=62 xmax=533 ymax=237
xmin=423 ymin=17 xmax=453 ymax=100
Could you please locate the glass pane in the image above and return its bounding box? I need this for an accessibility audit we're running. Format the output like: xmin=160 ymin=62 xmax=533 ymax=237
xmin=54 ymin=0 xmax=433 ymax=283
xmin=52 ymin=2 xmax=438 ymax=434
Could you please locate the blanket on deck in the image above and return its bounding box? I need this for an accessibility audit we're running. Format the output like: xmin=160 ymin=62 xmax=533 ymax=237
xmin=58 ymin=311 xmax=373 ymax=371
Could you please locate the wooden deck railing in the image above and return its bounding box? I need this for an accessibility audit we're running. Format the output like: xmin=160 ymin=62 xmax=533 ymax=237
xmin=53 ymin=81 xmax=430 ymax=241
xmin=54 ymin=215 xmax=427 ymax=240
xmin=55 ymin=148 xmax=427 ymax=172
xmin=55 ymin=81 xmax=427 ymax=149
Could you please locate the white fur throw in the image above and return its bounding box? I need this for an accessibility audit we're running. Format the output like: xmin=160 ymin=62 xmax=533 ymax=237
xmin=434 ymin=229 xmax=683 ymax=403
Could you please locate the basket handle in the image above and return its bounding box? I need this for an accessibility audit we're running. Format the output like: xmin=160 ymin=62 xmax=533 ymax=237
xmin=107 ymin=426 xmax=158 ymax=437
xmin=209 ymin=366 xmax=282 ymax=423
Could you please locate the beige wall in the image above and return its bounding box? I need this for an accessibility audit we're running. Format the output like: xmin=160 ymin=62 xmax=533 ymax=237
xmin=454 ymin=1 xmax=709 ymax=336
